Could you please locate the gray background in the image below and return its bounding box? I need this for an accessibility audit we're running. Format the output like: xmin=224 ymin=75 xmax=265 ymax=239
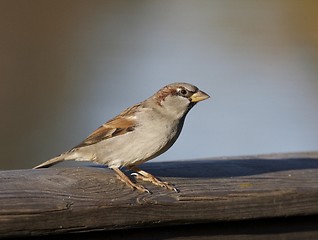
xmin=1 ymin=0 xmax=318 ymax=170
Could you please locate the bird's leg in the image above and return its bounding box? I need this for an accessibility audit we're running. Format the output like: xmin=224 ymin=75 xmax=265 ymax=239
xmin=129 ymin=167 xmax=179 ymax=192
xmin=112 ymin=167 xmax=151 ymax=193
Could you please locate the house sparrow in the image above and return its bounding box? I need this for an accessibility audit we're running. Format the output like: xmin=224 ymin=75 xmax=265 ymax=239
xmin=34 ymin=83 xmax=210 ymax=193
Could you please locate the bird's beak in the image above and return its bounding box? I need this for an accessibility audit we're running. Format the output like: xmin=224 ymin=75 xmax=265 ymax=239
xmin=190 ymin=90 xmax=210 ymax=102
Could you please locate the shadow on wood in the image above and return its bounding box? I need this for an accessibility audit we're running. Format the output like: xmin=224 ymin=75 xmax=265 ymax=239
xmin=30 ymin=216 xmax=318 ymax=240
xmin=140 ymin=156 xmax=318 ymax=178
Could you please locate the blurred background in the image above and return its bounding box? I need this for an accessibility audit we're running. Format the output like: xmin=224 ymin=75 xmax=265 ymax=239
xmin=1 ymin=0 xmax=318 ymax=170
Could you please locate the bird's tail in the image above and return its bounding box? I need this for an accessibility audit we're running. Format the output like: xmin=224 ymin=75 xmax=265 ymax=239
xmin=33 ymin=154 xmax=66 ymax=169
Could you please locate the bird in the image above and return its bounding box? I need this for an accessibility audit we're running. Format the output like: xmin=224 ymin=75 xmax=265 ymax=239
xmin=33 ymin=82 xmax=210 ymax=193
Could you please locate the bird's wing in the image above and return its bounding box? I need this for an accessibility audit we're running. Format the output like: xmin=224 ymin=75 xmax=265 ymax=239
xmin=72 ymin=105 xmax=140 ymax=149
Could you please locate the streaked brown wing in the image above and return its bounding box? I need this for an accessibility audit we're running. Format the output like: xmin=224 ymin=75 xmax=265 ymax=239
xmin=72 ymin=103 xmax=141 ymax=149
xmin=73 ymin=116 xmax=137 ymax=149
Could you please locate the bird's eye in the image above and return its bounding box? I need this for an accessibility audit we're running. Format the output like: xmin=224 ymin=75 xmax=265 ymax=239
xmin=179 ymin=89 xmax=188 ymax=96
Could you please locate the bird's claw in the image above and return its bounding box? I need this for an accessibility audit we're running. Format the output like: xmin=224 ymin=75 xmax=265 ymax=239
xmin=131 ymin=172 xmax=179 ymax=192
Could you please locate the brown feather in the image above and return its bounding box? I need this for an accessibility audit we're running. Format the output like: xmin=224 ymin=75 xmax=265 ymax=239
xmin=73 ymin=105 xmax=140 ymax=149
xmin=154 ymin=86 xmax=178 ymax=106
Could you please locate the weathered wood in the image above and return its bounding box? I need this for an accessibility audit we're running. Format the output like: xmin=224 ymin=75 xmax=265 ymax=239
xmin=30 ymin=216 xmax=318 ymax=240
xmin=1 ymin=152 xmax=318 ymax=238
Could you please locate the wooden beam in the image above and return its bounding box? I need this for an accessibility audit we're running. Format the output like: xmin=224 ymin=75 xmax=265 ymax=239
xmin=1 ymin=152 xmax=318 ymax=238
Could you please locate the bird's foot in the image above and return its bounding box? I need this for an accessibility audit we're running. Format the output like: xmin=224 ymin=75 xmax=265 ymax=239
xmin=112 ymin=167 xmax=151 ymax=194
xmin=130 ymin=168 xmax=179 ymax=192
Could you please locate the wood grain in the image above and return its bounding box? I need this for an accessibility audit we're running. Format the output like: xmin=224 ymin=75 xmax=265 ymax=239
xmin=1 ymin=152 xmax=318 ymax=238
